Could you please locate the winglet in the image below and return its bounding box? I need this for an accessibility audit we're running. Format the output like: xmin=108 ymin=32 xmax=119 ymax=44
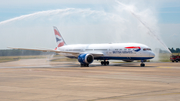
xmin=53 ymin=26 xmax=66 ymax=50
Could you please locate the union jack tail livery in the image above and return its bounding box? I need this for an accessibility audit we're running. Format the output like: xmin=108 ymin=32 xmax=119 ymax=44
xmin=53 ymin=26 xmax=66 ymax=50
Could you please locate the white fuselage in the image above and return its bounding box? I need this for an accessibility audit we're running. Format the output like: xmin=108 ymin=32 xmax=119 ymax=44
xmin=57 ymin=43 xmax=155 ymax=60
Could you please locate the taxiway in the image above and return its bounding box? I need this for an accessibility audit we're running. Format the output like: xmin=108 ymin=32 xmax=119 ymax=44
xmin=0 ymin=59 xmax=180 ymax=101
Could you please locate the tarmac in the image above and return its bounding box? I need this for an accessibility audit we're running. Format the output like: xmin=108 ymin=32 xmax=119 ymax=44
xmin=0 ymin=58 xmax=180 ymax=101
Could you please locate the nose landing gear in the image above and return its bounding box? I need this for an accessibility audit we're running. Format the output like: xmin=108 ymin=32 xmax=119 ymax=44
xmin=140 ymin=60 xmax=145 ymax=67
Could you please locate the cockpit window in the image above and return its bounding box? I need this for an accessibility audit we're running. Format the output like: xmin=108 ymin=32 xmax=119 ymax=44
xmin=143 ymin=48 xmax=151 ymax=51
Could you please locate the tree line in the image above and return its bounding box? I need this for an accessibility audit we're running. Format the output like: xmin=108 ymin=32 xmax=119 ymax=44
xmin=168 ymin=48 xmax=180 ymax=53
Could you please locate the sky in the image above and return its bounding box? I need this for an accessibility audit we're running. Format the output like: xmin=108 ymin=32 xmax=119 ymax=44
xmin=0 ymin=0 xmax=180 ymax=51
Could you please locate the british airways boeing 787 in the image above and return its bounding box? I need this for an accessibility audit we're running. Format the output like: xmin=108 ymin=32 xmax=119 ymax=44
xmin=10 ymin=26 xmax=155 ymax=67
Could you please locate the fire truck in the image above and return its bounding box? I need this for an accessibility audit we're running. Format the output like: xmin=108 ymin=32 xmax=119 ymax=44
xmin=170 ymin=55 xmax=180 ymax=62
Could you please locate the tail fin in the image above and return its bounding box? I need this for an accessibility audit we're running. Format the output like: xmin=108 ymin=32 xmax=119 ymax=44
xmin=53 ymin=26 xmax=66 ymax=49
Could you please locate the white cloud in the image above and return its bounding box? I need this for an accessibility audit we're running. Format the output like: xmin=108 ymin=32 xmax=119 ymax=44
xmin=159 ymin=24 xmax=180 ymax=48
xmin=0 ymin=0 xmax=179 ymax=51
xmin=0 ymin=0 xmax=110 ymax=6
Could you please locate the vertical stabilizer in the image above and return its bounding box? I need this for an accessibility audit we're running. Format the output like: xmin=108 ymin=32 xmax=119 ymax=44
xmin=53 ymin=26 xmax=66 ymax=50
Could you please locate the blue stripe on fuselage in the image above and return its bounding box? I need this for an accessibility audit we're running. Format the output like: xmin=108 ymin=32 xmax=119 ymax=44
xmin=95 ymin=56 xmax=153 ymax=60
xmin=66 ymin=56 xmax=153 ymax=60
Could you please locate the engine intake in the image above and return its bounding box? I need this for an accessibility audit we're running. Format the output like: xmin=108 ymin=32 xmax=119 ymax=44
xmin=78 ymin=54 xmax=94 ymax=64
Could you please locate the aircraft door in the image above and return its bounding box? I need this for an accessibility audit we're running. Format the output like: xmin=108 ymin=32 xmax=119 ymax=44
xmin=108 ymin=46 xmax=113 ymax=56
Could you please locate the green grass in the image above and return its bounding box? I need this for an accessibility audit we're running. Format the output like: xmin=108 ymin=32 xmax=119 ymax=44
xmin=158 ymin=53 xmax=172 ymax=62
xmin=171 ymin=53 xmax=180 ymax=55
xmin=0 ymin=55 xmax=47 ymax=63
xmin=50 ymin=57 xmax=77 ymax=62
xmin=0 ymin=57 xmax=19 ymax=63
xmin=0 ymin=55 xmax=77 ymax=63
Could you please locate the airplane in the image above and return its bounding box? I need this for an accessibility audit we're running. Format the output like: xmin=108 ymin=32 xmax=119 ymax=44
xmin=9 ymin=26 xmax=155 ymax=67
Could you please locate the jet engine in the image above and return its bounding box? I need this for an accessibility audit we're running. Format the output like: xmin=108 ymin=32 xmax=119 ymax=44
xmin=78 ymin=54 xmax=94 ymax=64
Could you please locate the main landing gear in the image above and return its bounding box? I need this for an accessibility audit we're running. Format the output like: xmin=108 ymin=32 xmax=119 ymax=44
xmin=140 ymin=60 xmax=145 ymax=67
xmin=81 ymin=64 xmax=89 ymax=67
xmin=101 ymin=60 xmax=109 ymax=66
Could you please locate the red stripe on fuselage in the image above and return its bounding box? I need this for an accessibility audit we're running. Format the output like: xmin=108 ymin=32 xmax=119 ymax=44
xmin=125 ymin=46 xmax=141 ymax=49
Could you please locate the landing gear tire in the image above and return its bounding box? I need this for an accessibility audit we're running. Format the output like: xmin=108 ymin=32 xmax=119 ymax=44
xmin=101 ymin=60 xmax=109 ymax=66
xmin=81 ymin=64 xmax=89 ymax=67
xmin=107 ymin=61 xmax=109 ymax=65
xmin=140 ymin=60 xmax=145 ymax=67
xmin=101 ymin=61 xmax=104 ymax=65
xmin=140 ymin=63 xmax=145 ymax=67
xmin=176 ymin=60 xmax=178 ymax=63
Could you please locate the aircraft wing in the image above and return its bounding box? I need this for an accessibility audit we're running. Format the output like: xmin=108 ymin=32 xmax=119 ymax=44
xmin=8 ymin=47 xmax=59 ymax=53
xmin=8 ymin=47 xmax=81 ymax=55
xmin=8 ymin=47 xmax=104 ymax=57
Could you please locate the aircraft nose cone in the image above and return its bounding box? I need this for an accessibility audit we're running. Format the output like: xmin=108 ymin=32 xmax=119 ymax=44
xmin=149 ymin=52 xmax=155 ymax=58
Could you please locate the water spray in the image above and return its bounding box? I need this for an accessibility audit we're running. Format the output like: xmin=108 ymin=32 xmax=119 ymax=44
xmin=0 ymin=2 xmax=171 ymax=55
xmin=115 ymin=0 xmax=171 ymax=53
xmin=0 ymin=8 xmax=74 ymax=25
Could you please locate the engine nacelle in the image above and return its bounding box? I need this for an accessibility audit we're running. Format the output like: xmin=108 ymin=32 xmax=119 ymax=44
xmin=78 ymin=54 xmax=94 ymax=64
